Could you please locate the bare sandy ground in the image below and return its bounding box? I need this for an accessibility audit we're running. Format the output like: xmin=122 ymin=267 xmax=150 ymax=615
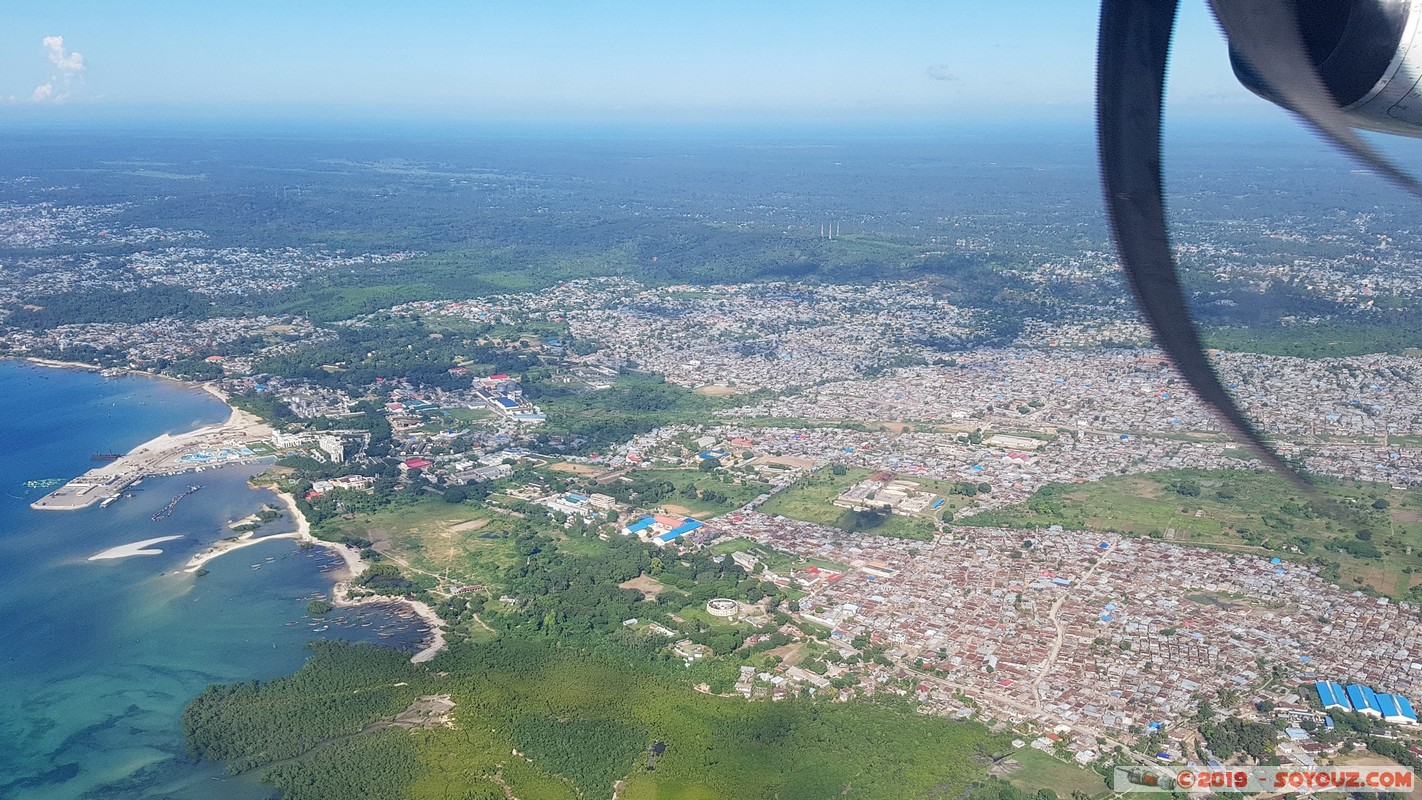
xmin=693 ymin=384 xmax=740 ymax=396
xmin=550 ymin=462 xmax=601 ymax=475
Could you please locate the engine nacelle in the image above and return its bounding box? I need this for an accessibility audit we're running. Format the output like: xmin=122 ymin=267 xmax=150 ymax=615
xmin=1230 ymin=0 xmax=1422 ymax=137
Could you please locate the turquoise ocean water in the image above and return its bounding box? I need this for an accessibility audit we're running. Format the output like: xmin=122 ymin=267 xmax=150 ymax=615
xmin=0 ymin=362 xmax=420 ymax=799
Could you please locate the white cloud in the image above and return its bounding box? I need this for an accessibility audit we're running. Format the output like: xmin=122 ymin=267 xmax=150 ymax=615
xmin=43 ymin=36 xmax=84 ymax=75
xmin=30 ymin=36 xmax=84 ymax=104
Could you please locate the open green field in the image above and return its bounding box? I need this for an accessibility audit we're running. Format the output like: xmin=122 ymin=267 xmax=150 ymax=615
xmin=441 ymin=406 xmax=495 ymax=424
xmin=629 ymin=468 xmax=769 ymax=518
xmin=187 ymin=637 xmax=1008 ymax=800
xmin=315 ymin=499 xmax=520 ymax=588
xmin=758 ymin=468 xmax=938 ymax=541
xmin=551 ymin=532 xmax=616 ymax=558
xmin=709 ymin=537 xmax=852 ymax=575
xmin=962 ymin=468 xmax=1422 ymax=598
xmin=1001 ymin=747 xmax=1108 ymax=797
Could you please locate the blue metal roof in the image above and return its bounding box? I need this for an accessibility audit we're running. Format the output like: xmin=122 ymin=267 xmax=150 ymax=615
xmin=1376 ymin=693 xmax=1418 ymax=721
xmin=1345 ymin=683 xmax=1366 ymax=710
xmin=669 ymin=520 xmax=704 ymax=537
xmin=494 ymin=397 xmax=519 ymax=408
xmin=565 ymin=492 xmax=589 ymax=502
xmin=625 ymin=517 xmax=656 ymax=533
xmin=656 ymin=530 xmax=681 ymax=543
xmin=1327 ymin=681 xmax=1351 ymax=710
xmin=1316 ymin=681 xmax=1346 ymax=710
xmin=1346 ymin=684 xmax=1381 ymax=714
xmin=1362 ymin=685 xmax=1382 ymax=712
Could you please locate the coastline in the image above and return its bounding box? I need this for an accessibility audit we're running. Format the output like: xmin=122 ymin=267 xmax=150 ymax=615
xmin=12 ymin=357 xmax=451 ymax=664
xmin=268 ymin=488 xmax=448 ymax=664
xmin=28 ymin=373 xmax=272 ymax=511
xmin=183 ymin=487 xmax=450 ymax=664
xmin=18 ymin=356 xmax=106 ymax=372
xmin=178 ymin=474 xmax=449 ymax=664
xmin=183 ymin=530 xmax=301 ymax=572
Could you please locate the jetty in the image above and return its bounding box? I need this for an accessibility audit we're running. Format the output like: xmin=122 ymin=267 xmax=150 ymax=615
xmin=151 ymin=484 xmax=202 ymax=521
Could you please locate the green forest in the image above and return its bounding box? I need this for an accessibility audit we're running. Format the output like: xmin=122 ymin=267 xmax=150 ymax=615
xmin=184 ymin=636 xmax=1010 ymax=800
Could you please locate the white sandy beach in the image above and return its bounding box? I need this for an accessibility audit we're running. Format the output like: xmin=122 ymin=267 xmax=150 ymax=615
xmin=277 ymin=487 xmax=447 ymax=663
xmin=90 ymin=535 xmax=184 ymax=561
xmin=21 ymin=356 xmax=105 ymax=372
xmin=274 ymin=490 xmax=446 ymax=662
xmin=184 ymin=530 xmax=300 ymax=572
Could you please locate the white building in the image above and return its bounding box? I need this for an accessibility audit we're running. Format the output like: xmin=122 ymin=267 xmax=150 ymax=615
xmin=317 ymin=434 xmax=345 ymax=463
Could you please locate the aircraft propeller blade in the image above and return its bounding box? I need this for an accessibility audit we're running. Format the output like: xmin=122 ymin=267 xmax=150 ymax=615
xmin=1096 ymin=0 xmax=1311 ymax=489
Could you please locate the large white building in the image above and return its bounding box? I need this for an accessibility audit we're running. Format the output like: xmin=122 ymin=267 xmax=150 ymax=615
xmin=317 ymin=434 xmax=345 ymax=463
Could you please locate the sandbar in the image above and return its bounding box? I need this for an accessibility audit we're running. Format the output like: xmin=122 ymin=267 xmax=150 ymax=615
xmin=184 ymin=531 xmax=300 ymax=572
xmin=20 ymin=356 xmax=105 ymax=372
xmin=90 ymin=535 xmax=184 ymax=561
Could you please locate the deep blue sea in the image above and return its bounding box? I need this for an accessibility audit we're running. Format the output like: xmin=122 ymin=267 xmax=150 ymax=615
xmin=0 ymin=362 xmax=421 ymax=799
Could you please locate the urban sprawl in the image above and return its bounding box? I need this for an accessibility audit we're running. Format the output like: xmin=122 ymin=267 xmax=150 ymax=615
xmin=6 ymin=199 xmax=1422 ymax=775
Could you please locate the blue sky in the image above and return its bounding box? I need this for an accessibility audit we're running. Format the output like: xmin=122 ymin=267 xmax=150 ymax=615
xmin=0 ymin=1 xmax=1275 ymax=126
